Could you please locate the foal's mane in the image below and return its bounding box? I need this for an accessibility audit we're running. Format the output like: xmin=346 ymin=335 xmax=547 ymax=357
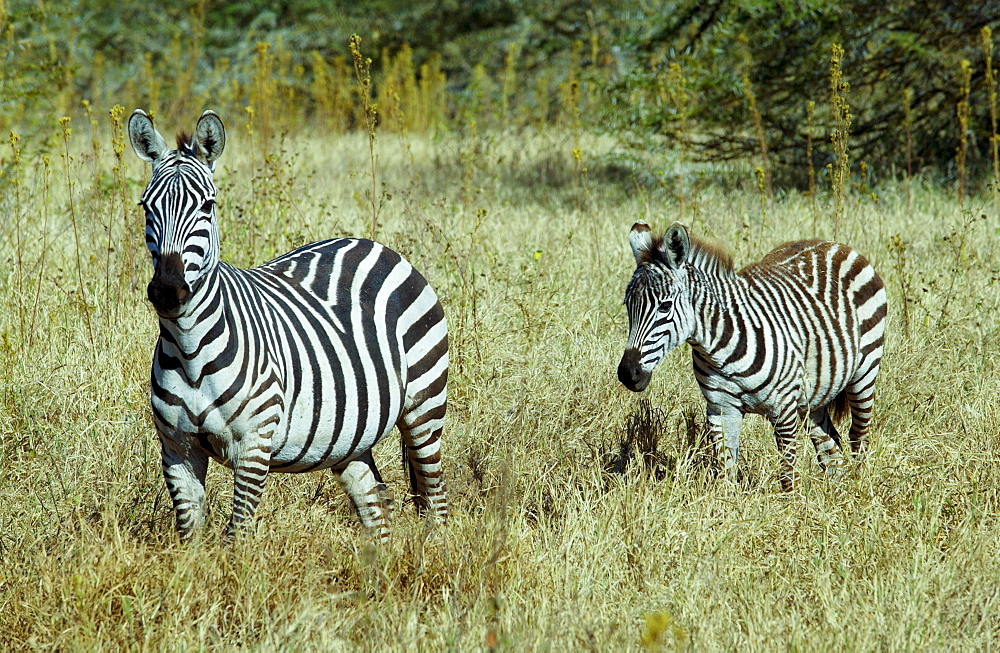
xmin=687 ymin=236 xmax=735 ymax=274
xmin=642 ymin=231 xmax=735 ymax=274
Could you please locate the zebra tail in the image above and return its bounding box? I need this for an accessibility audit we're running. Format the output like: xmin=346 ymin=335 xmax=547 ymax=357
xmin=401 ymin=435 xmax=420 ymax=499
xmin=829 ymin=389 xmax=850 ymax=423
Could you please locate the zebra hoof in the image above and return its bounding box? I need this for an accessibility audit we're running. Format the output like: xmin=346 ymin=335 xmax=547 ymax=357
xmin=820 ymin=459 xmax=847 ymax=482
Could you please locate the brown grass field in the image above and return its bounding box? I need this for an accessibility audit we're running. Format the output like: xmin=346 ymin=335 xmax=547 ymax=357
xmin=1 ymin=123 xmax=999 ymax=650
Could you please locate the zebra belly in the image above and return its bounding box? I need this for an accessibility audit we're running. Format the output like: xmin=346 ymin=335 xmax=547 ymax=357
xmin=268 ymin=390 xmax=405 ymax=472
xmin=153 ymin=372 xmax=405 ymax=472
xmin=694 ymin=371 xmax=776 ymax=416
xmin=696 ymin=340 xmax=857 ymax=418
xmin=263 ymin=317 xmax=409 ymax=472
xmin=801 ymin=329 xmax=860 ymax=409
xmin=699 ymin=377 xmax=802 ymax=420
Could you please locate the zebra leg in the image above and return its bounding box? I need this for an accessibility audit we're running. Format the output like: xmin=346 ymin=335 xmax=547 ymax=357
xmin=160 ymin=435 xmax=209 ymax=542
xmin=224 ymin=443 xmax=272 ymax=543
xmin=336 ymin=459 xmax=391 ymax=542
xmin=356 ymin=448 xmax=395 ymax=518
xmin=845 ymin=371 xmax=879 ymax=463
xmin=705 ymin=404 xmax=743 ymax=479
xmin=397 ymin=399 xmax=448 ymax=524
xmin=807 ymin=407 xmax=847 ymax=479
xmin=771 ymin=409 xmax=800 ymax=492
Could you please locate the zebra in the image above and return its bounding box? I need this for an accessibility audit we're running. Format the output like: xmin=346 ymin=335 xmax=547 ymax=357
xmin=128 ymin=109 xmax=448 ymax=542
xmin=617 ymin=222 xmax=886 ymax=491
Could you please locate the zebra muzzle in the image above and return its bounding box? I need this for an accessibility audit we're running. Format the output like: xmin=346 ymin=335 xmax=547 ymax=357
xmin=148 ymin=252 xmax=191 ymax=316
xmin=617 ymin=349 xmax=651 ymax=392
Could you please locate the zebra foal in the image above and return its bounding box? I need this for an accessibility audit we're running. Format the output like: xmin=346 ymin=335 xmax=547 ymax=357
xmin=618 ymin=222 xmax=886 ymax=490
xmin=129 ymin=109 xmax=448 ymax=541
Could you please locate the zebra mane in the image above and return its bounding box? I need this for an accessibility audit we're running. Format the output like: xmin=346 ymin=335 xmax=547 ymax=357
xmin=642 ymin=231 xmax=734 ymax=276
xmin=684 ymin=236 xmax=733 ymax=314
xmin=175 ymin=131 xmax=196 ymax=157
xmin=687 ymin=237 xmax=735 ymax=276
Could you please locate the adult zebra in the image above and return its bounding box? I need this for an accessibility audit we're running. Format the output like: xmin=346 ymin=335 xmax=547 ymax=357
xmin=129 ymin=109 xmax=448 ymax=542
xmin=618 ymin=222 xmax=886 ymax=490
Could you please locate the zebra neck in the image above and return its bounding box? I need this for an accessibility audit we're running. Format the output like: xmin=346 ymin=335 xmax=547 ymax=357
xmin=156 ymin=266 xmax=227 ymax=353
xmin=686 ymin=266 xmax=745 ymax=357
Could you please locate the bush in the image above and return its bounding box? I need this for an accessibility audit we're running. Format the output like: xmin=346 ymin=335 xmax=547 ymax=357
xmin=603 ymin=0 xmax=1000 ymax=184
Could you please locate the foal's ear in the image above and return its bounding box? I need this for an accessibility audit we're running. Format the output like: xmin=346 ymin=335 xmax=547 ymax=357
xmin=128 ymin=109 xmax=168 ymax=164
xmin=629 ymin=221 xmax=654 ymax=263
xmin=661 ymin=222 xmax=691 ymax=268
xmin=194 ymin=111 xmax=226 ymax=166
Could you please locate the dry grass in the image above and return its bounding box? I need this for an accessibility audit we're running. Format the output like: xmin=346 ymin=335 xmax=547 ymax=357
xmin=1 ymin=123 xmax=999 ymax=651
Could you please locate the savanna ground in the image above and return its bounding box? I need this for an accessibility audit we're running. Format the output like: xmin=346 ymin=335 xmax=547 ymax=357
xmin=1 ymin=122 xmax=999 ymax=650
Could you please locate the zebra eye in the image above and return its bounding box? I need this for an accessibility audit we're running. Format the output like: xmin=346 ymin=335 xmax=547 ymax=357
xmin=201 ymin=200 xmax=215 ymax=213
xmin=659 ymin=298 xmax=674 ymax=312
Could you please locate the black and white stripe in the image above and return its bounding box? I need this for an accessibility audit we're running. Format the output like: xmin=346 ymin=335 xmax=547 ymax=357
xmin=129 ymin=110 xmax=447 ymax=541
xmin=618 ymin=222 xmax=886 ymax=491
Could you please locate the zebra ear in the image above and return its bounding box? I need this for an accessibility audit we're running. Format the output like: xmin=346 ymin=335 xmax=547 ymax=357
xmin=660 ymin=222 xmax=691 ymax=268
xmin=194 ymin=111 xmax=226 ymax=166
xmin=629 ymin=221 xmax=654 ymax=263
xmin=128 ymin=109 xmax=168 ymax=164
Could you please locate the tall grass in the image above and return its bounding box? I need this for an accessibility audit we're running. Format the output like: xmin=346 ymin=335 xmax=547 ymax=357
xmin=1 ymin=21 xmax=588 ymax=152
xmin=350 ymin=34 xmax=382 ymax=240
xmin=957 ymin=59 xmax=973 ymax=207
xmin=1 ymin=109 xmax=999 ymax=649
xmin=984 ymin=26 xmax=1000 ymax=220
xmin=829 ymin=43 xmax=852 ymax=240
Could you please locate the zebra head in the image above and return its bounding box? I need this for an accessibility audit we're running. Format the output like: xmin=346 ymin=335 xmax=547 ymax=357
xmin=129 ymin=110 xmax=226 ymax=318
xmin=618 ymin=221 xmax=696 ymax=392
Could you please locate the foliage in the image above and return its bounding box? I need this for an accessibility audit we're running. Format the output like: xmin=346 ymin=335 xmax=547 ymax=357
xmin=9 ymin=0 xmax=1000 ymax=187
xmin=0 ymin=0 xmax=603 ymax=139
xmin=603 ymin=0 xmax=1000 ymax=183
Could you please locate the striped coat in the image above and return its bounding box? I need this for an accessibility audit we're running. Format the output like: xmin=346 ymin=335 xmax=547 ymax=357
xmin=130 ymin=109 xmax=448 ymax=541
xmin=618 ymin=222 xmax=886 ymax=490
